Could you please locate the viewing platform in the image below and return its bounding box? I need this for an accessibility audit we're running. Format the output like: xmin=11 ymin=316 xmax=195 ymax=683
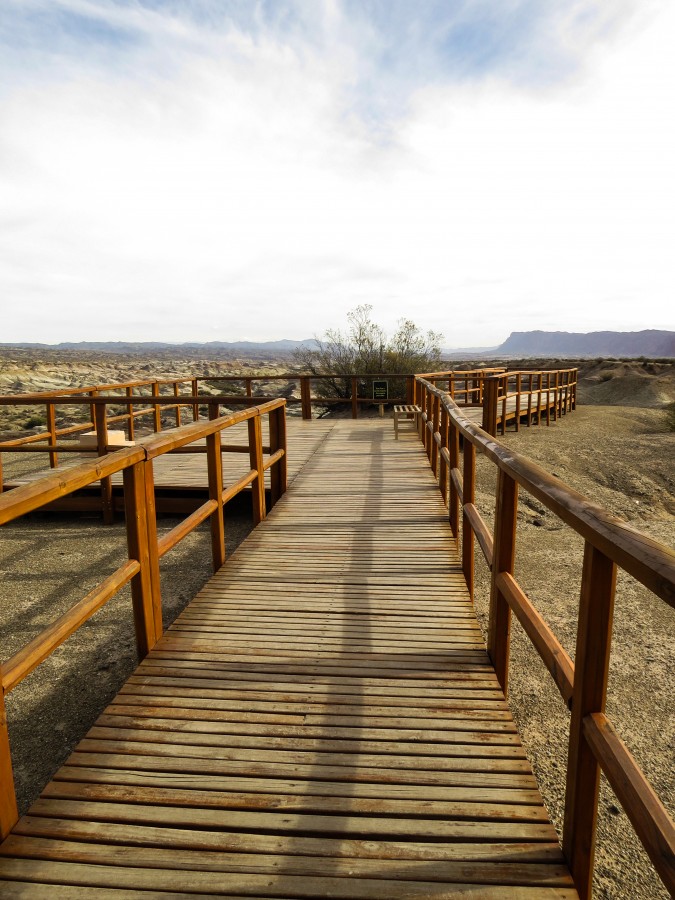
xmin=0 ymin=367 xmax=577 ymax=516
xmin=0 ymin=371 xmax=672 ymax=898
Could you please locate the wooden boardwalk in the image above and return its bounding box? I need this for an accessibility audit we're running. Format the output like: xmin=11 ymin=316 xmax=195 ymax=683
xmin=0 ymin=420 xmax=577 ymax=897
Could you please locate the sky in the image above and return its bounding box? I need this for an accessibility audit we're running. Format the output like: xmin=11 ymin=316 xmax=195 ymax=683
xmin=1 ymin=0 xmax=674 ymax=347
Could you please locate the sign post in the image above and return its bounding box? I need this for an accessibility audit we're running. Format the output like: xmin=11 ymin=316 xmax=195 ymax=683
xmin=373 ymin=380 xmax=388 ymax=417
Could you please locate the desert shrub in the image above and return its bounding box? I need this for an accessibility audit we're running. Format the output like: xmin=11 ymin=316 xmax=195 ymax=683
xmin=664 ymin=401 xmax=675 ymax=432
xmin=23 ymin=415 xmax=46 ymax=429
xmin=293 ymin=305 xmax=443 ymax=401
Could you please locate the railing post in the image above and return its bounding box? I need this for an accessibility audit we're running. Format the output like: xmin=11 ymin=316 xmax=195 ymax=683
xmin=152 ymin=381 xmax=161 ymax=432
xmin=248 ymin=413 xmax=267 ymax=525
xmin=173 ymin=382 xmax=181 ymax=428
xmin=515 ymin=373 xmax=521 ymax=432
xmin=555 ymin=371 xmax=562 ymax=419
xmin=564 ymin=371 xmax=570 ymax=414
xmin=142 ymin=459 xmax=162 ymax=641
xmin=207 ymin=403 xmax=226 ymax=571
xmin=0 ymin=687 xmax=18 ymax=841
xmin=438 ymin=405 xmax=449 ymax=504
xmin=269 ymin=403 xmax=287 ymax=508
xmin=245 ymin=378 xmax=253 ymax=398
xmin=488 ymin=469 xmax=518 ymax=693
xmin=526 ymin=374 xmax=533 ymax=427
xmin=45 ymin=401 xmax=58 ymax=469
xmin=563 ymin=542 xmax=617 ymax=899
xmin=94 ymin=402 xmax=114 ymax=525
xmin=351 ymin=377 xmax=358 ymax=419
xmin=300 ymin=377 xmax=312 ymax=420
xmin=546 ymin=373 xmax=552 ymax=426
xmin=462 ymin=440 xmax=476 ymax=601
xmin=425 ymin=386 xmax=433 ymax=460
xmin=482 ymin=377 xmax=499 ymax=436
xmin=448 ymin=418 xmax=460 ymax=540
xmin=88 ymin=389 xmax=97 ymax=432
xmin=406 ymin=375 xmax=414 ymax=405
xmin=126 ymin=386 xmax=135 ymax=441
xmin=123 ymin=459 xmax=161 ymax=659
xmin=500 ymin=379 xmax=507 ymax=435
xmin=572 ymin=370 xmax=578 ymax=410
xmin=191 ymin=379 xmax=199 ymax=421
xmin=431 ymin=393 xmax=440 ymax=477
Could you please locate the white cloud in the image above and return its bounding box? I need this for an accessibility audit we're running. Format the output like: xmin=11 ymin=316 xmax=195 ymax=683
xmin=0 ymin=0 xmax=673 ymax=345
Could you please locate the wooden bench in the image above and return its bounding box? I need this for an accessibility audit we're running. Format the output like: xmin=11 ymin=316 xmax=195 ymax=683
xmin=393 ymin=404 xmax=420 ymax=439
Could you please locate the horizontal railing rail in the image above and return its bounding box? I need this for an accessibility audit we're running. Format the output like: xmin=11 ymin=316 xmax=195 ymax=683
xmin=415 ymin=374 xmax=674 ymax=900
xmin=0 ymin=399 xmax=287 ymax=841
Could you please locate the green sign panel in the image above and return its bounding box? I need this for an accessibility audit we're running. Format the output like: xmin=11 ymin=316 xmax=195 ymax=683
xmin=373 ymin=380 xmax=388 ymax=401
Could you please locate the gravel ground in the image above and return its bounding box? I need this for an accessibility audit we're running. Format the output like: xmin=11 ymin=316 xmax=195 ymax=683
xmin=0 ymin=403 xmax=673 ymax=898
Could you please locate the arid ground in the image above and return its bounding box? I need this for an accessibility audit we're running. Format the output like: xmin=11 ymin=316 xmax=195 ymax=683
xmin=0 ymin=350 xmax=673 ymax=899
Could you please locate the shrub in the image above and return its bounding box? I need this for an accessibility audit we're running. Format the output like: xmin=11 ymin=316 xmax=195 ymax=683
xmin=23 ymin=415 xmax=46 ymax=429
xmin=293 ymin=305 xmax=443 ymax=401
xmin=664 ymin=401 xmax=675 ymax=432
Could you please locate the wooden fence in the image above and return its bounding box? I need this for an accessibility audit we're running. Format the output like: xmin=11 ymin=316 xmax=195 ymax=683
xmin=0 ymin=368 xmax=578 ymax=496
xmin=0 ymin=375 xmax=411 ymax=497
xmin=415 ymin=375 xmax=674 ymax=899
xmin=0 ymin=399 xmax=287 ymax=841
xmin=481 ymin=369 xmax=578 ymax=435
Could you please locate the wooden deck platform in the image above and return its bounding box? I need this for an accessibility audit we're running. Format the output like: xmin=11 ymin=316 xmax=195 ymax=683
xmin=0 ymin=420 xmax=577 ymax=897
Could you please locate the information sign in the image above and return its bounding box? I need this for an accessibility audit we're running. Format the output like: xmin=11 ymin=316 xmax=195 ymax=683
xmin=373 ymin=380 xmax=388 ymax=401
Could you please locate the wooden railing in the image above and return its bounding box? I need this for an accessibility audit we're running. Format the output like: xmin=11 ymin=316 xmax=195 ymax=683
xmin=414 ymin=368 xmax=506 ymax=407
xmin=0 ymin=375 xmax=411 ymax=494
xmin=0 ymin=373 xmax=413 ymax=444
xmin=0 ymin=376 xmax=200 ymax=458
xmin=0 ymin=367 xmax=577 ymax=500
xmin=415 ymin=375 xmax=674 ymax=898
xmin=0 ymin=399 xmax=287 ymax=841
xmin=481 ymin=369 xmax=578 ymax=435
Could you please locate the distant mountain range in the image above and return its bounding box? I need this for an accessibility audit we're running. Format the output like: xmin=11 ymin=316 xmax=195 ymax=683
xmin=2 ymin=330 xmax=673 ymax=358
xmin=492 ymin=329 xmax=675 ymax=358
xmin=0 ymin=339 xmax=318 ymax=353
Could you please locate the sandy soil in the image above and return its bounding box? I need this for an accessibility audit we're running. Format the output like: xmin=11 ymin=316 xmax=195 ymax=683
xmin=0 ymin=352 xmax=673 ymax=898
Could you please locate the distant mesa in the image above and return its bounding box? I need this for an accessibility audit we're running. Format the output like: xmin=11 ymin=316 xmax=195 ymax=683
xmin=491 ymin=329 xmax=675 ymax=359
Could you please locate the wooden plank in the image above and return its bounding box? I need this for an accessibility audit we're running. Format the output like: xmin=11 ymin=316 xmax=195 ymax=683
xmin=10 ymin=816 xmax=567 ymax=862
xmin=0 ymin=836 xmax=575 ymax=886
xmin=0 ymin=859 xmax=579 ymax=898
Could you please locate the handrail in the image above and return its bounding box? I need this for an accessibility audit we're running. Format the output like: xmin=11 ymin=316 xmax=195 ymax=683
xmin=0 ymin=399 xmax=287 ymax=841
xmin=415 ymin=374 xmax=674 ymax=899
